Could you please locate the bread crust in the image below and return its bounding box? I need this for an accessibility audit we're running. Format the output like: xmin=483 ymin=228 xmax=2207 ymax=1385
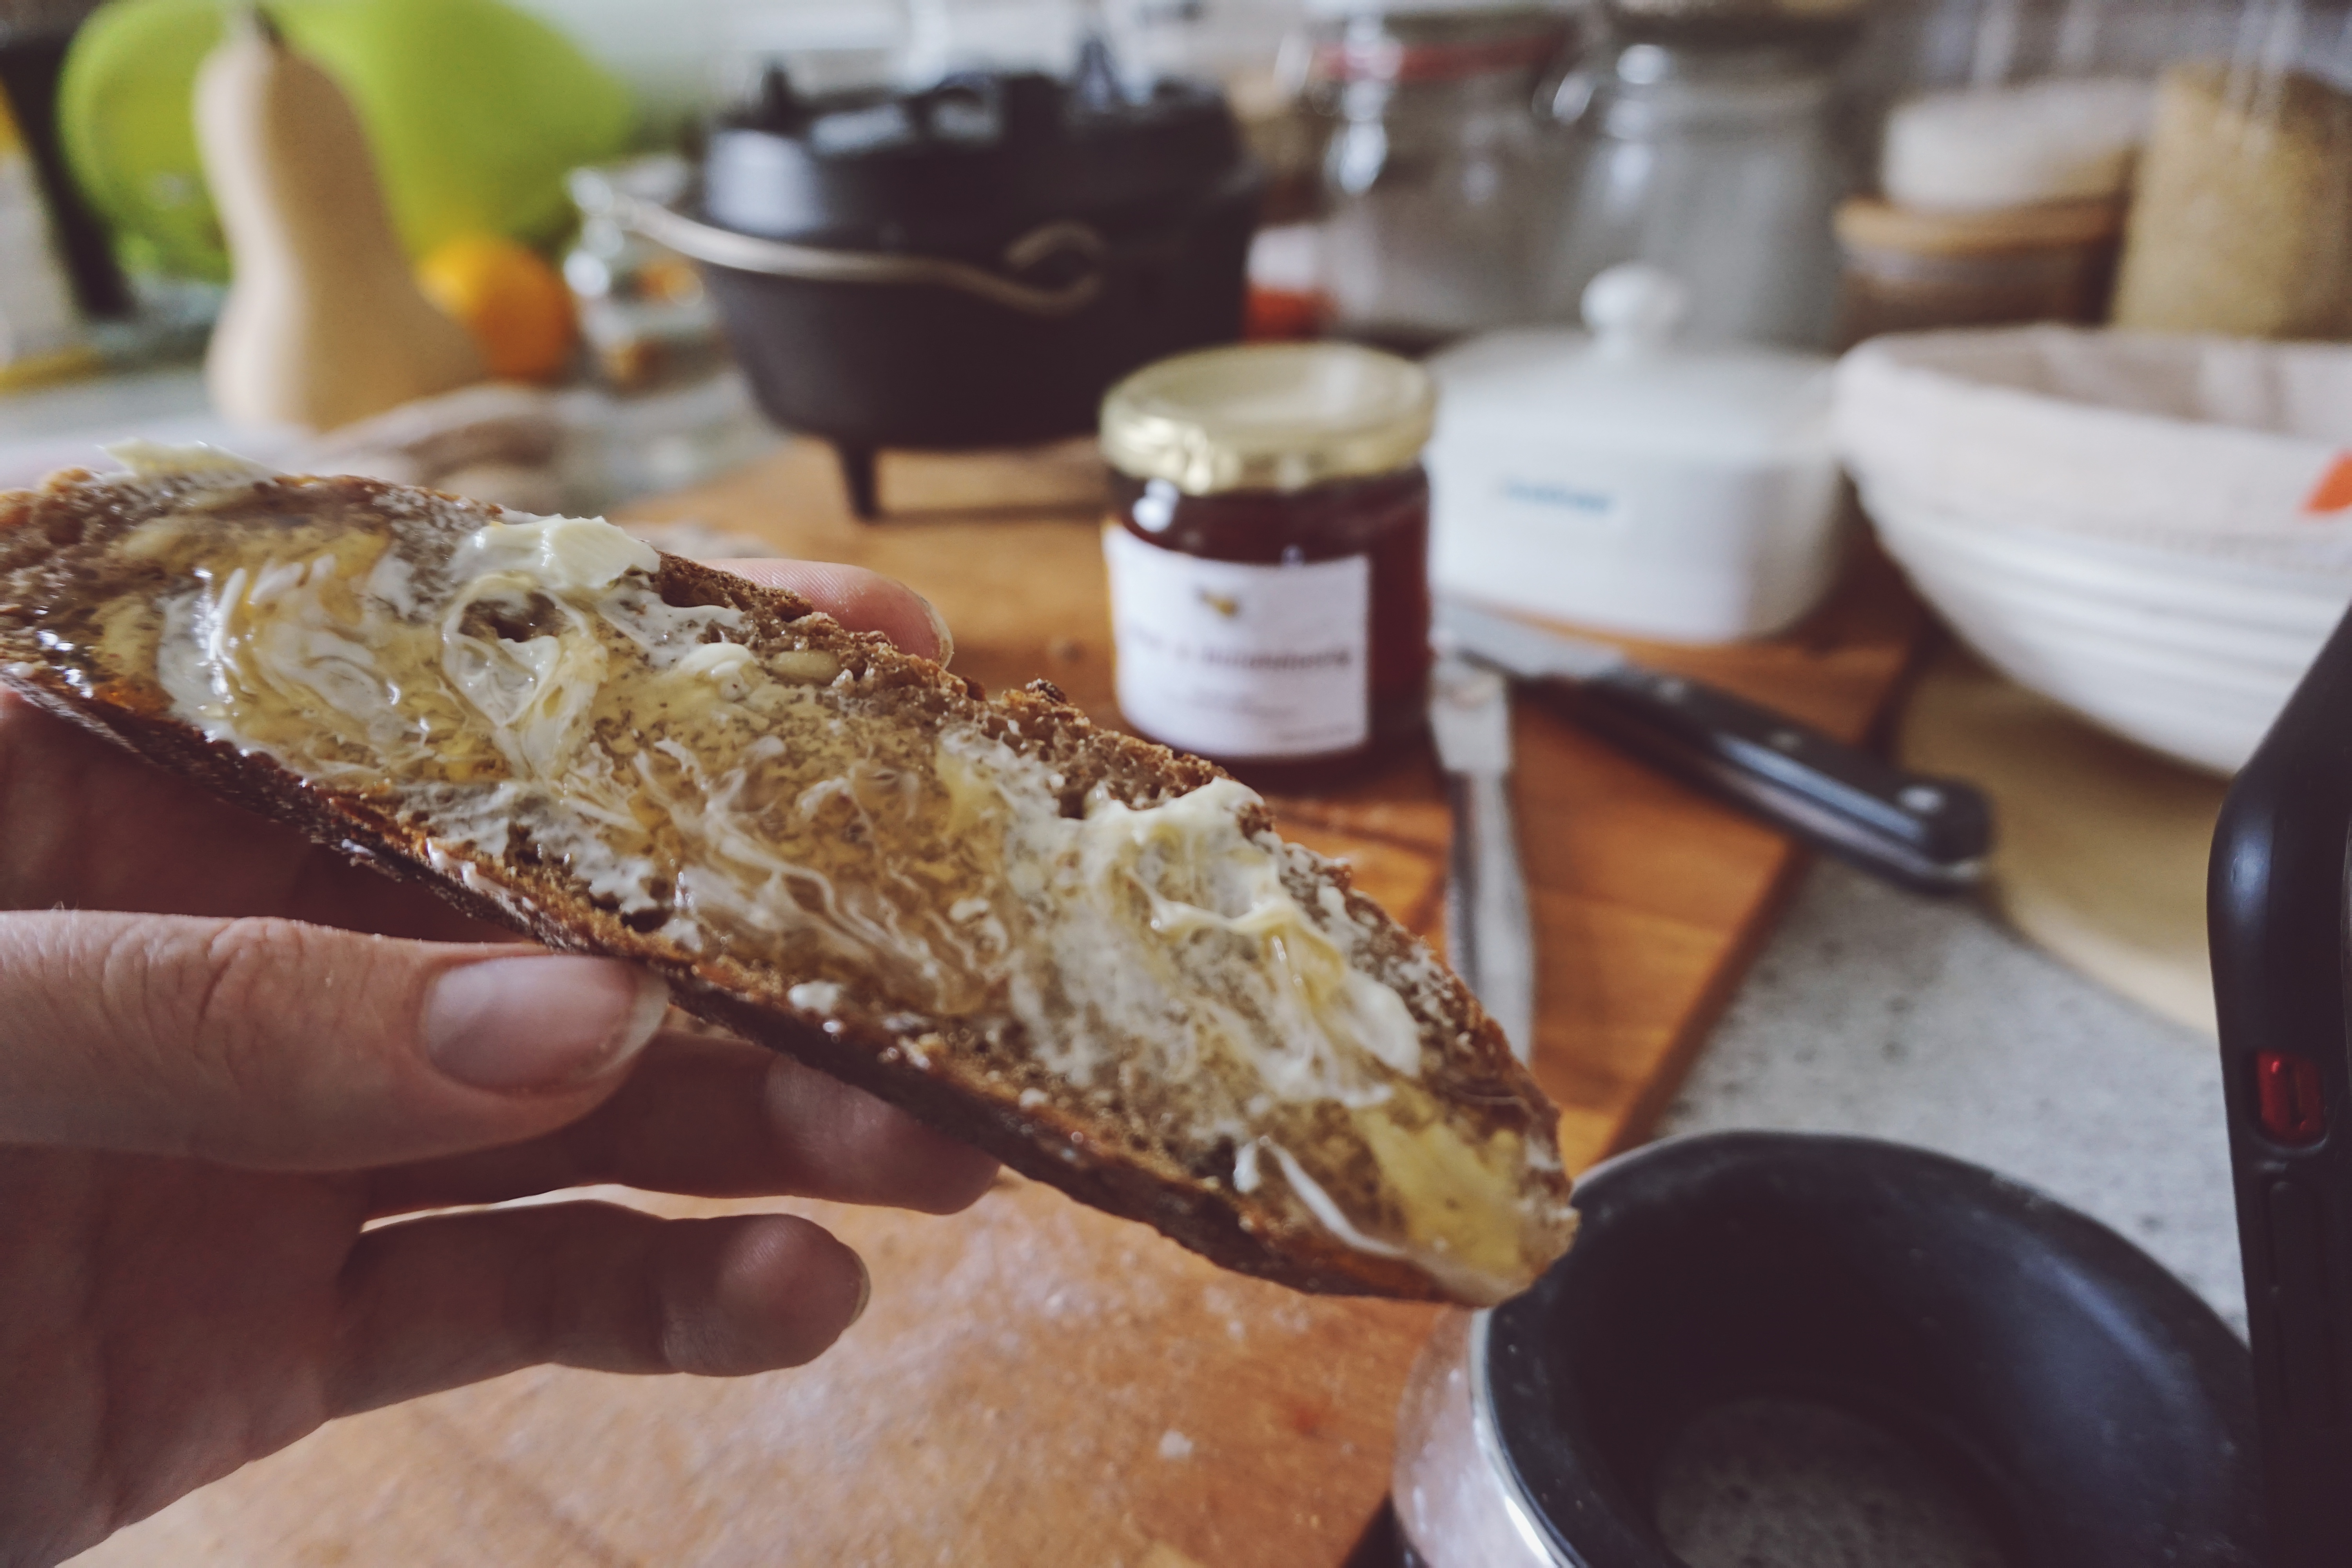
xmin=0 ymin=465 xmax=1571 ymax=1303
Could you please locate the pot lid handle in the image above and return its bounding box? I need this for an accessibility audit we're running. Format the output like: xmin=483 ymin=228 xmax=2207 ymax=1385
xmin=1581 ymin=263 xmax=1690 ymax=356
xmin=613 ymin=194 xmax=1108 ymax=318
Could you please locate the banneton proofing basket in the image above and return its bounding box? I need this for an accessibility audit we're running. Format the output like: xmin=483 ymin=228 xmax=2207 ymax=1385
xmin=1836 ymin=327 xmax=2352 ymax=774
xmin=1391 ymin=1132 xmax=2261 ymax=1566
xmin=621 ymin=60 xmax=1260 ymax=519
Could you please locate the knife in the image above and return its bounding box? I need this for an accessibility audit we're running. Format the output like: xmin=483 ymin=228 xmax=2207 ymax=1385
xmin=1430 ymin=653 xmax=1537 ymax=1063
xmin=1434 ymin=600 xmax=1993 ymax=895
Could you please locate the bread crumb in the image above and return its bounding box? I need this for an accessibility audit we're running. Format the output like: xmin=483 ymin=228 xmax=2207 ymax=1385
xmin=1158 ymin=1430 xmax=1194 ymax=1461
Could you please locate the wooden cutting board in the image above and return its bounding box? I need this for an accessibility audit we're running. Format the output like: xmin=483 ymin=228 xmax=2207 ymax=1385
xmin=1898 ymin=645 xmax=2226 ymax=1034
xmin=80 ymin=442 xmax=1931 ymax=1568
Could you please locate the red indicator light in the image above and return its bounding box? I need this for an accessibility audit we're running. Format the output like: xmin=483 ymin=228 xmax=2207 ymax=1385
xmin=2255 ymin=1052 xmax=2327 ymax=1146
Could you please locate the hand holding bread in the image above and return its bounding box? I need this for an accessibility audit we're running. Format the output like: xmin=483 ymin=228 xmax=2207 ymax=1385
xmin=0 ymin=453 xmax=1576 ymax=1308
xmin=0 ymin=451 xmax=1578 ymax=1559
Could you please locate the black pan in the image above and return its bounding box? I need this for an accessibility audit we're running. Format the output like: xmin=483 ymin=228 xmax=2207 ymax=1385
xmin=1461 ymin=1131 xmax=2262 ymax=1566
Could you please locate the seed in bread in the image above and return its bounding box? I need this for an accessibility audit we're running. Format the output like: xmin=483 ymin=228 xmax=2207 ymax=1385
xmin=0 ymin=448 xmax=1577 ymax=1304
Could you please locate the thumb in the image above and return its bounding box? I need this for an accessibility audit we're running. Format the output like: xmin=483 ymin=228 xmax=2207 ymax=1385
xmin=0 ymin=911 xmax=669 ymax=1169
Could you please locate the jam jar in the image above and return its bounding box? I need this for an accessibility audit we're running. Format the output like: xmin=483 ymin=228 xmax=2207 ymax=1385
xmin=1099 ymin=343 xmax=1435 ymax=783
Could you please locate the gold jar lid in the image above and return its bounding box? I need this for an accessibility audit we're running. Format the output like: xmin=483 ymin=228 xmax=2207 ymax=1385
xmin=1100 ymin=342 xmax=1437 ymax=495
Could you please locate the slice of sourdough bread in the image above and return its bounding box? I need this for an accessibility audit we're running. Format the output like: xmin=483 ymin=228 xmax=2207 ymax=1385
xmin=0 ymin=450 xmax=1576 ymax=1304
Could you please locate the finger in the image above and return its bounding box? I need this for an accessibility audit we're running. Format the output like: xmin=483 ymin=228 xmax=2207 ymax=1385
xmin=0 ymin=910 xmax=668 ymax=1169
xmin=330 ymin=1201 xmax=867 ymax=1415
xmin=367 ymin=1033 xmax=998 ymax=1217
xmin=713 ymin=559 xmax=953 ymax=666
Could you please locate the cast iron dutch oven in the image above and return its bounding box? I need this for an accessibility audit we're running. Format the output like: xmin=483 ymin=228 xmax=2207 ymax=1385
xmin=622 ymin=50 xmax=1261 ymax=517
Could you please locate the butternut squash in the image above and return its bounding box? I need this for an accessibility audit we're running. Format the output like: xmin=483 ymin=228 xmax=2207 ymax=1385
xmin=197 ymin=10 xmax=483 ymax=431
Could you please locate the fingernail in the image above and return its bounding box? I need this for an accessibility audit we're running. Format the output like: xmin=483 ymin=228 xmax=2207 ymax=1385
xmin=849 ymin=1253 xmax=873 ymax=1327
xmin=424 ymin=957 xmax=668 ymax=1093
xmin=912 ymin=591 xmax=954 ymax=668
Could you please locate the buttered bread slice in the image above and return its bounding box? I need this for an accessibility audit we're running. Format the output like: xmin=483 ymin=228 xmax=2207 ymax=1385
xmin=0 ymin=450 xmax=1576 ymax=1304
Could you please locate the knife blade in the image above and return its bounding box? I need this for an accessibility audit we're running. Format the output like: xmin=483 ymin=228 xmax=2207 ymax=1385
xmin=1430 ymin=653 xmax=1537 ymax=1063
xmin=1434 ymin=599 xmax=1993 ymax=895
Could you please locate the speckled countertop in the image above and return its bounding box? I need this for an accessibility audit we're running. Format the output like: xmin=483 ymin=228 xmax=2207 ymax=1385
xmin=1661 ymin=855 xmax=2245 ymax=1333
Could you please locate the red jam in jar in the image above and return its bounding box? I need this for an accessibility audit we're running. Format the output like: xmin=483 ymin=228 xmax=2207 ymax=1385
xmin=1099 ymin=343 xmax=1435 ymax=784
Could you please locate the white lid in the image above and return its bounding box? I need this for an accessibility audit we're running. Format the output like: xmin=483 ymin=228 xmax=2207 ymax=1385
xmin=1882 ymin=78 xmax=2151 ymax=212
xmin=1426 ymin=264 xmax=1833 ymax=463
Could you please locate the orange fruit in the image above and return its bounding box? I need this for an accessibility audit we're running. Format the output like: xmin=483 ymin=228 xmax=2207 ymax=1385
xmin=416 ymin=234 xmax=577 ymax=382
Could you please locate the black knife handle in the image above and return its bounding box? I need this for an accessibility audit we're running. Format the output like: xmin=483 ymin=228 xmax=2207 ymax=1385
xmin=1567 ymin=666 xmax=1992 ymax=894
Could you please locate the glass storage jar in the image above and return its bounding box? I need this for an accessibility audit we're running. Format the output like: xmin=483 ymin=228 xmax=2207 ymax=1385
xmin=1302 ymin=4 xmax=1584 ymax=351
xmin=1100 ymin=341 xmax=1436 ymax=785
xmin=1544 ymin=36 xmax=1853 ymax=349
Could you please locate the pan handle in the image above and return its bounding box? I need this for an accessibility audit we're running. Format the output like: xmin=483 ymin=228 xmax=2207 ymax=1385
xmin=612 ymin=194 xmax=1108 ymax=318
xmin=2211 ymin=598 xmax=2352 ymax=1568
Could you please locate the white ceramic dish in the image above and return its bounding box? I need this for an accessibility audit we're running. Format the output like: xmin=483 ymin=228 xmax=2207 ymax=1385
xmin=1861 ymin=479 xmax=2350 ymax=772
xmin=1838 ymin=328 xmax=2352 ymax=775
xmin=1428 ymin=265 xmax=1845 ymax=645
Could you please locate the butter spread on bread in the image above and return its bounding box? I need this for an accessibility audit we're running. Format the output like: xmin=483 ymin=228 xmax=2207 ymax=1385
xmin=0 ymin=450 xmax=1576 ymax=1304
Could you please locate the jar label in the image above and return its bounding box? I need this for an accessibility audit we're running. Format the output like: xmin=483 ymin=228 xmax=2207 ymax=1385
xmin=1104 ymin=527 xmax=1370 ymax=759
